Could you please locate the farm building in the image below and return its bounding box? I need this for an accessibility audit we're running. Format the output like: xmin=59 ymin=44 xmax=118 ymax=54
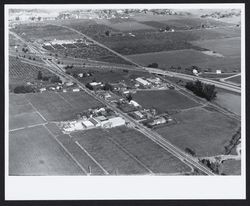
xmin=101 ymin=117 xmax=126 ymax=128
xmin=65 ymin=82 xmax=74 ymax=86
xmin=74 ymin=122 xmax=84 ymax=130
xmin=89 ymin=117 xmax=101 ymax=127
xmin=149 ymin=117 xmax=167 ymax=126
xmin=134 ymin=111 xmax=144 ymax=119
xmin=146 ymin=77 xmax=161 ymax=84
xmin=78 ymin=73 xmax=83 ymax=78
xmin=135 ymin=77 xmax=150 ymax=86
xmin=81 ymin=120 xmax=94 ymax=128
xmin=72 ymin=88 xmax=80 ymax=92
xmin=39 ymin=88 xmax=46 ymax=92
xmin=129 ymin=100 xmax=141 ymax=107
xmin=95 ymin=115 xmax=107 ymax=122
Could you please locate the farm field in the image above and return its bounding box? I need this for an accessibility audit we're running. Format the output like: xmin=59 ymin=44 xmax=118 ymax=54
xmin=71 ymin=127 xmax=192 ymax=174
xmin=9 ymin=94 xmax=46 ymax=130
xmin=156 ymin=107 xmax=240 ymax=157
xmin=9 ymin=125 xmax=84 ymax=175
xmin=74 ymin=68 xmax=152 ymax=85
xmin=127 ymin=49 xmax=240 ymax=72
xmin=59 ymin=17 xmax=240 ymax=55
xmin=132 ymin=90 xmax=200 ymax=113
xmin=191 ymin=37 xmax=241 ymax=57
xmin=139 ymin=16 xmax=230 ymax=30
xmin=12 ymin=23 xmax=80 ymax=41
xmin=25 ymin=91 xmax=103 ymax=121
xmin=55 ymin=45 xmax=133 ymax=65
xmin=104 ymin=21 xmax=156 ymax=31
xmin=9 ymin=56 xmax=54 ymax=89
xmin=213 ymin=91 xmax=241 ymax=115
xmin=219 ymin=159 xmax=241 ymax=175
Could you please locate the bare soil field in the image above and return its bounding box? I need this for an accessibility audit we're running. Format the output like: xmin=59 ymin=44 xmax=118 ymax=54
xmin=71 ymin=129 xmax=149 ymax=175
xmin=133 ymin=90 xmax=200 ymax=113
xmin=191 ymin=37 xmax=240 ymax=57
xmin=156 ymin=107 xmax=240 ymax=157
xmin=9 ymin=125 xmax=84 ymax=175
xmin=71 ymin=127 xmax=192 ymax=174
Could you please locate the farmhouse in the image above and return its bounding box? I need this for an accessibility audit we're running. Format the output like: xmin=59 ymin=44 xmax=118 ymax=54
xmin=135 ymin=77 xmax=150 ymax=86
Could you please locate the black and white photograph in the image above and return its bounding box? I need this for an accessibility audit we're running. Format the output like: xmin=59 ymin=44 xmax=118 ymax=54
xmin=4 ymin=3 xmax=246 ymax=200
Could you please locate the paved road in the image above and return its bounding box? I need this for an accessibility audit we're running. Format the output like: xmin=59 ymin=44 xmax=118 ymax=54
xmin=144 ymin=67 xmax=241 ymax=94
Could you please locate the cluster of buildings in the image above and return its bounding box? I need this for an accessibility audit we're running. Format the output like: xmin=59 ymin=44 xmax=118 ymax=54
xmin=134 ymin=77 xmax=175 ymax=89
xmin=60 ymin=107 xmax=126 ymax=133
xmin=38 ymin=81 xmax=81 ymax=93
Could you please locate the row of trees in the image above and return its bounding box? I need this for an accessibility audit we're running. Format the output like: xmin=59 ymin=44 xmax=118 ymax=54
xmin=14 ymin=85 xmax=35 ymax=94
xmin=37 ymin=71 xmax=62 ymax=83
xmin=185 ymin=80 xmax=217 ymax=101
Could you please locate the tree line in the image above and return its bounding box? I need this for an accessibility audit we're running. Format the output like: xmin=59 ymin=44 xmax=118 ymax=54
xmin=185 ymin=80 xmax=217 ymax=101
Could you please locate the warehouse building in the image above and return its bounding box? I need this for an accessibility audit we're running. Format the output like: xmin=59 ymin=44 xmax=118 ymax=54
xmin=135 ymin=77 xmax=150 ymax=86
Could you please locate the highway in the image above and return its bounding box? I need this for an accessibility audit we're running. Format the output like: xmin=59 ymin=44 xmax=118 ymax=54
xmin=144 ymin=67 xmax=241 ymax=94
xmin=11 ymin=32 xmax=216 ymax=175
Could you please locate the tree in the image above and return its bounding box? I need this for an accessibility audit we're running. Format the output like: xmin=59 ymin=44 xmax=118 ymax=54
xmin=103 ymin=83 xmax=113 ymax=91
xmin=148 ymin=62 xmax=158 ymax=68
xmin=50 ymin=76 xmax=62 ymax=83
xmin=105 ymin=30 xmax=111 ymax=36
xmin=37 ymin=71 xmax=43 ymax=80
xmin=185 ymin=80 xmax=217 ymax=101
xmin=203 ymin=84 xmax=217 ymax=101
xmin=126 ymin=94 xmax=133 ymax=102
xmin=42 ymin=76 xmax=49 ymax=81
xmin=86 ymin=83 xmax=93 ymax=90
xmin=14 ymin=85 xmax=35 ymax=94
